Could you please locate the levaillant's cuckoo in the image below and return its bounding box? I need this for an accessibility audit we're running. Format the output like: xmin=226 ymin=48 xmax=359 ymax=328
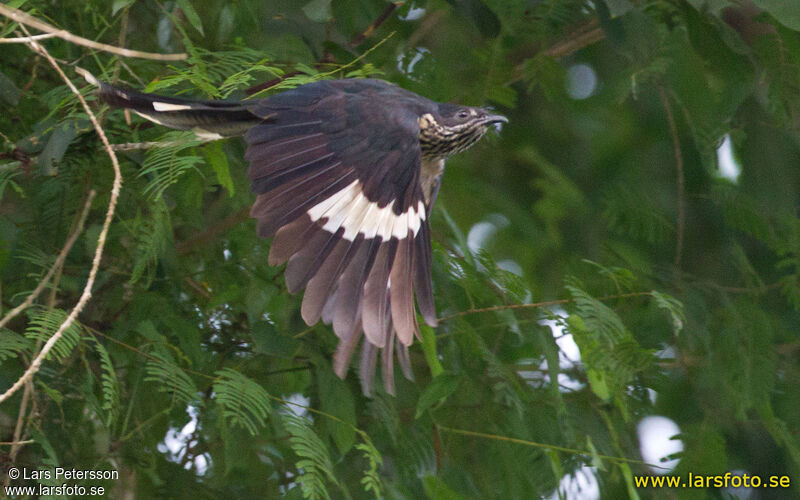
xmin=86 ymin=72 xmax=506 ymax=394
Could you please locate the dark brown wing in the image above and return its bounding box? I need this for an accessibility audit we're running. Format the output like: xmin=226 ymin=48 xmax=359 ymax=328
xmin=245 ymin=79 xmax=438 ymax=394
xmin=95 ymin=76 xmax=439 ymax=395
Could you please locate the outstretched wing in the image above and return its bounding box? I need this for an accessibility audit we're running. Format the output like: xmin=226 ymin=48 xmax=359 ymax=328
xmin=91 ymin=72 xmax=438 ymax=395
xmin=245 ymin=79 xmax=438 ymax=394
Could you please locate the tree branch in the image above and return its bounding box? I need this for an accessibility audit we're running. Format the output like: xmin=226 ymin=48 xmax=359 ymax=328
xmin=437 ymin=425 xmax=669 ymax=470
xmin=508 ymin=19 xmax=605 ymax=84
xmin=543 ymin=20 xmax=604 ymax=59
xmin=7 ymin=380 xmax=33 ymax=467
xmin=349 ymin=2 xmax=399 ymax=47
xmin=0 ymin=190 xmax=96 ymax=329
xmin=247 ymin=4 xmax=400 ymax=96
xmin=175 ymin=207 xmax=251 ymax=254
xmin=0 ymin=31 xmax=60 ymax=43
xmin=437 ymin=291 xmax=653 ymax=323
xmin=0 ymin=27 xmax=123 ymax=405
xmin=0 ymin=4 xmax=187 ymax=60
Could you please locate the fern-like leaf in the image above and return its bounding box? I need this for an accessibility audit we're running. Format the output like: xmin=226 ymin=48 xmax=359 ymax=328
xmin=0 ymin=163 xmax=22 ymax=201
xmin=355 ymin=431 xmax=383 ymax=499
xmin=139 ymin=131 xmax=205 ymax=200
xmin=129 ymin=199 xmax=172 ymax=286
xmin=563 ymin=280 xmax=656 ymax=406
xmin=650 ymin=290 xmax=685 ymax=335
xmin=24 ymin=307 xmax=83 ymax=361
xmin=0 ymin=329 xmax=32 ymax=364
xmin=282 ymin=409 xmax=338 ymax=500
xmin=89 ymin=336 xmax=120 ymax=426
xmin=144 ymin=353 xmax=198 ymax=405
xmin=218 ymin=60 xmax=283 ymax=98
xmin=565 ymin=278 xmax=626 ymax=345
xmin=213 ymin=368 xmax=271 ymax=435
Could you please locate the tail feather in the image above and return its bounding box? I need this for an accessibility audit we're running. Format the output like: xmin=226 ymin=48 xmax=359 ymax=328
xmin=79 ymin=68 xmax=263 ymax=138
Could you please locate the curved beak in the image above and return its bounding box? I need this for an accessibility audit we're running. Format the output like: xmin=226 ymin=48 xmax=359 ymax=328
xmin=484 ymin=113 xmax=508 ymax=125
xmin=481 ymin=112 xmax=508 ymax=133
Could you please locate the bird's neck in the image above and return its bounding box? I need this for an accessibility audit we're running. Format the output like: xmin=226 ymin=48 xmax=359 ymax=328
xmin=417 ymin=113 xmax=486 ymax=161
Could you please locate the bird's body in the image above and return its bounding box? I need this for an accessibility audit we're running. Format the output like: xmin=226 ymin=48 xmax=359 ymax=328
xmin=91 ymin=74 xmax=506 ymax=394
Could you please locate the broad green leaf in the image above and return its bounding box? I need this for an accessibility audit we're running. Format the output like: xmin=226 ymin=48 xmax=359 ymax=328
xmin=619 ymin=463 xmax=641 ymax=500
xmin=420 ymin=323 xmax=444 ymax=377
xmin=37 ymin=120 xmax=80 ymax=176
xmin=587 ymin=369 xmax=611 ymax=401
xmin=177 ymin=0 xmax=204 ymax=35
xmin=203 ymin=141 xmax=234 ymax=196
xmin=0 ymin=71 xmax=20 ymax=106
xmin=416 ymin=372 xmax=461 ymax=418
xmin=421 ymin=475 xmax=464 ymax=500
xmin=303 ymin=0 xmax=332 ymax=23
xmin=753 ymin=0 xmax=800 ymax=31
xmin=112 ymin=0 xmax=135 ymax=15
xmin=316 ymin=361 xmax=356 ymax=454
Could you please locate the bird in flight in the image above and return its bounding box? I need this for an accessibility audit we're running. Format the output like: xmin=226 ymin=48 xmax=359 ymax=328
xmin=86 ymin=72 xmax=506 ymax=394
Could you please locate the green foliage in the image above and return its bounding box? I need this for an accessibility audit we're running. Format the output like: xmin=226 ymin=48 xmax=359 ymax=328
xmin=145 ymin=47 xmax=275 ymax=97
xmin=416 ymin=372 xmax=461 ymax=418
xmin=564 ymin=280 xmax=655 ymax=409
xmin=213 ymin=368 xmax=271 ymax=435
xmin=650 ymin=290 xmax=685 ymax=334
xmin=144 ymin=353 xmax=198 ymax=405
xmin=355 ymin=432 xmax=384 ymax=498
xmin=139 ymin=131 xmax=206 ymax=199
xmin=0 ymin=163 xmax=22 ymax=201
xmin=282 ymin=409 xmax=339 ymax=500
xmin=128 ymin=198 xmax=173 ymax=286
xmin=0 ymin=329 xmax=32 ymax=363
xmin=24 ymin=307 xmax=82 ymax=361
xmin=88 ymin=335 xmax=120 ymax=426
xmin=2 ymin=0 xmax=800 ymax=498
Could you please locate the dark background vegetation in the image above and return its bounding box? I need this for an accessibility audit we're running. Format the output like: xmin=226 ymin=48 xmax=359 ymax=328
xmin=1 ymin=0 xmax=800 ymax=498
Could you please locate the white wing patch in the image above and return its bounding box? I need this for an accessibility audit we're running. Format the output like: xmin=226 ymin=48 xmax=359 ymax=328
xmin=152 ymin=101 xmax=195 ymax=112
xmin=307 ymin=180 xmax=425 ymax=241
xmin=191 ymin=128 xmax=225 ymax=141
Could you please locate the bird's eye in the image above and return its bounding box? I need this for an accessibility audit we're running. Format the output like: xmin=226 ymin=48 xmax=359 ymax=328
xmin=457 ymin=110 xmax=469 ymax=119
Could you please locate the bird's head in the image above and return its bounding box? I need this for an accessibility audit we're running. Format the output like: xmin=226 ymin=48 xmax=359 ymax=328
xmin=418 ymin=104 xmax=507 ymax=159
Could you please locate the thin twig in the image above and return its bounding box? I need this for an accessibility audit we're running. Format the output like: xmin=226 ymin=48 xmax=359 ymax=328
xmin=7 ymin=196 xmax=88 ymax=463
xmin=437 ymin=425 xmax=669 ymax=470
xmin=349 ymin=2 xmax=399 ymax=47
xmin=508 ymin=19 xmax=605 ymax=85
xmin=657 ymin=83 xmax=685 ymax=268
xmin=0 ymin=27 xmax=123 ymax=405
xmin=0 ymin=191 xmax=96 ymax=329
xmin=699 ymin=280 xmax=782 ymax=294
xmin=544 ymin=22 xmax=604 ymax=59
xmin=176 ymin=207 xmax=250 ymax=254
xmin=246 ymin=4 xmax=399 ymax=96
xmin=10 ymin=191 xmax=96 ymax=461
xmin=8 ymin=380 xmax=32 ymax=465
xmin=0 ymin=440 xmax=34 ymax=446
xmin=0 ymin=31 xmax=61 ymax=43
xmin=112 ymin=6 xmax=130 ymax=83
xmin=0 ymin=4 xmax=186 ymax=60
xmin=245 ymin=71 xmax=296 ymax=95
xmin=109 ymin=140 xmax=186 ymax=151
xmin=437 ymin=291 xmax=653 ymax=323
xmin=183 ymin=277 xmax=211 ymax=299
